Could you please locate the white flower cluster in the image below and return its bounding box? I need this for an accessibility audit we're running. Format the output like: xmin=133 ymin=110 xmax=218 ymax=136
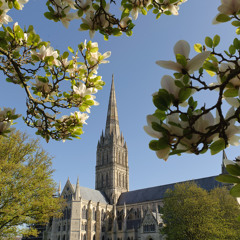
xmin=0 ymin=107 xmax=19 ymax=134
xmin=144 ymin=107 xmax=240 ymax=160
xmin=145 ymin=39 xmax=240 ymax=160
xmin=48 ymin=0 xmax=187 ymax=38
xmin=0 ymin=0 xmax=29 ymax=27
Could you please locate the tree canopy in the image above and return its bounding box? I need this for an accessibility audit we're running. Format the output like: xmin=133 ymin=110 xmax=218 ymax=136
xmin=0 ymin=131 xmax=64 ymax=238
xmin=162 ymin=182 xmax=240 ymax=240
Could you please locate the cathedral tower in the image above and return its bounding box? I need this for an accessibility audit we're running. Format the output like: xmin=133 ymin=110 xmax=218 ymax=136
xmin=95 ymin=76 xmax=129 ymax=204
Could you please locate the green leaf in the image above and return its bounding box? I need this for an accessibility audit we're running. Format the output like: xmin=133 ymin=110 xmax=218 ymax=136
xmin=126 ymin=30 xmax=133 ymax=37
xmin=44 ymin=12 xmax=53 ymax=20
xmin=78 ymin=9 xmax=83 ymax=17
xmin=230 ymin=184 xmax=240 ymax=197
xmin=205 ymin=37 xmax=213 ymax=48
xmin=194 ymin=43 xmax=202 ymax=53
xmin=62 ymin=51 xmax=69 ymax=59
xmin=174 ymin=80 xmax=184 ymax=88
xmin=229 ymin=45 xmax=236 ymax=55
xmin=112 ymin=28 xmax=122 ymax=36
xmin=141 ymin=8 xmax=147 ymax=15
xmin=176 ymin=54 xmax=187 ymax=67
xmin=233 ymin=38 xmax=240 ymax=49
xmin=209 ymin=138 xmax=225 ymax=155
xmin=215 ymin=174 xmax=240 ymax=184
xmin=236 ymin=28 xmax=240 ymax=35
xmin=178 ymin=87 xmax=192 ymax=102
xmin=80 ymin=23 xmax=90 ymax=30
xmin=206 ymin=70 xmax=216 ymax=77
xmin=232 ymin=21 xmax=240 ymax=27
xmin=13 ymin=0 xmax=21 ymax=10
xmin=226 ymin=164 xmax=240 ymax=176
xmin=216 ymin=14 xmax=231 ymax=23
xmin=224 ymin=88 xmax=238 ymax=97
xmin=153 ymin=89 xmax=171 ymax=111
xmin=203 ymin=61 xmax=218 ymax=73
xmin=213 ymin=35 xmax=220 ymax=47
xmin=153 ymin=109 xmax=166 ymax=121
xmin=180 ymin=114 xmax=188 ymax=121
xmin=149 ymin=138 xmax=169 ymax=151
xmin=156 ymin=13 xmax=161 ymax=19
xmin=68 ymin=46 xmax=74 ymax=53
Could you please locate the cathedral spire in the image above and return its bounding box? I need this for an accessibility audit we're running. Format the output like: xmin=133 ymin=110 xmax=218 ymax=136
xmin=105 ymin=75 xmax=120 ymax=137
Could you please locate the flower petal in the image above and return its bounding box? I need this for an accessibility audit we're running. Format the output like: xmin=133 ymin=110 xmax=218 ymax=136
xmin=173 ymin=40 xmax=190 ymax=58
xmin=144 ymin=126 xmax=162 ymax=139
xmin=187 ymin=51 xmax=211 ymax=73
xmin=156 ymin=60 xmax=182 ymax=72
xmin=156 ymin=147 xmax=171 ymax=161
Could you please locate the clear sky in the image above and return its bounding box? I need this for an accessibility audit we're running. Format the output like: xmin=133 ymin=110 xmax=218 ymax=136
xmin=1 ymin=0 xmax=239 ymax=191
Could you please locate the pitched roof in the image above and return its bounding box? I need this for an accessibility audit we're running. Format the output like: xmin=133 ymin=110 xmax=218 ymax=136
xmin=117 ymin=176 xmax=224 ymax=205
xmin=79 ymin=186 xmax=109 ymax=204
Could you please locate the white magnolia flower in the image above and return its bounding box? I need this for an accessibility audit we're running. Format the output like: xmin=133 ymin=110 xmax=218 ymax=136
xmin=73 ymin=82 xmax=97 ymax=97
xmin=179 ymin=112 xmax=215 ymax=150
xmin=32 ymin=78 xmax=51 ymax=93
xmin=213 ymin=0 xmax=240 ymax=23
xmin=144 ymin=115 xmax=163 ymax=139
xmin=90 ymin=51 xmax=111 ymax=65
xmin=33 ymin=45 xmax=60 ymax=66
xmin=79 ymin=11 xmax=96 ymax=39
xmin=163 ymin=0 xmax=179 ymax=15
xmin=0 ymin=121 xmax=11 ymax=133
xmin=17 ymin=0 xmax=29 ymax=10
xmin=120 ymin=17 xmax=131 ymax=28
xmin=223 ymin=158 xmax=237 ymax=166
xmin=71 ymin=111 xmax=89 ymax=124
xmin=0 ymin=9 xmax=12 ymax=27
xmin=60 ymin=7 xmax=79 ymax=28
xmin=62 ymin=0 xmax=76 ymax=9
xmin=215 ymin=107 xmax=240 ymax=146
xmin=73 ymin=83 xmax=99 ymax=110
xmin=160 ymin=75 xmax=193 ymax=106
xmin=144 ymin=115 xmax=171 ymax=161
xmin=0 ymin=107 xmax=16 ymax=121
xmin=156 ymin=40 xmax=211 ymax=74
xmin=78 ymin=0 xmax=92 ymax=10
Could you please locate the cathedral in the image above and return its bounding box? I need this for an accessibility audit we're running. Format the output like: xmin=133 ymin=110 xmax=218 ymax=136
xmin=43 ymin=77 xmax=225 ymax=240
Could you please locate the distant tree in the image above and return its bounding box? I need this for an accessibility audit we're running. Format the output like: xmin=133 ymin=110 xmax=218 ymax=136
xmin=0 ymin=131 xmax=64 ymax=238
xmin=162 ymin=182 xmax=240 ymax=240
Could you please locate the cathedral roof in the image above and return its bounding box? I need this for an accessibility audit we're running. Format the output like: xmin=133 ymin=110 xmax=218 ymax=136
xmin=117 ymin=176 xmax=224 ymax=205
xmin=78 ymin=186 xmax=109 ymax=204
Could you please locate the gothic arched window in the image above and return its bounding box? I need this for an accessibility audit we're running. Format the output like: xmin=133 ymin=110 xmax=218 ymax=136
xmin=82 ymin=206 xmax=86 ymax=219
xmin=92 ymin=207 xmax=96 ymax=220
xmin=119 ymin=173 xmax=121 ymax=187
xmin=106 ymin=173 xmax=108 ymax=187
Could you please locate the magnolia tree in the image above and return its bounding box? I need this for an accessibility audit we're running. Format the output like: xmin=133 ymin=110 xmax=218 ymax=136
xmin=0 ymin=0 xmax=186 ymax=142
xmin=144 ymin=1 xmax=240 ymax=160
xmin=1 ymin=1 xmax=240 ymax=190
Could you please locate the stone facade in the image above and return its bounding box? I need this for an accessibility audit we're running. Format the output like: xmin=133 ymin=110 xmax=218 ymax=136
xmin=44 ymin=76 xmax=225 ymax=240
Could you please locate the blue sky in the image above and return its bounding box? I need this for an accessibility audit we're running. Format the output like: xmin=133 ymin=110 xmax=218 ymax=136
xmin=1 ymin=0 xmax=239 ymax=191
